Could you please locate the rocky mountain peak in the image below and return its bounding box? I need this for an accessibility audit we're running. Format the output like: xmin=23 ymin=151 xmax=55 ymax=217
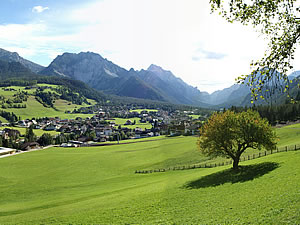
xmin=147 ymin=64 xmax=170 ymax=74
xmin=0 ymin=48 xmax=44 ymax=73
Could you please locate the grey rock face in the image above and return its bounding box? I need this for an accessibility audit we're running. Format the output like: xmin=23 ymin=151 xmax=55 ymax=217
xmin=0 ymin=48 xmax=44 ymax=73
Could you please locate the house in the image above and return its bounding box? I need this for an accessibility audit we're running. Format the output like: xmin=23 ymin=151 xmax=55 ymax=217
xmin=58 ymin=124 xmax=70 ymax=133
xmin=98 ymin=112 xmax=106 ymax=117
xmin=124 ymin=120 xmax=132 ymax=125
xmin=2 ymin=128 xmax=21 ymax=139
xmin=18 ymin=120 xmax=27 ymax=127
xmin=99 ymin=135 xmax=108 ymax=142
xmin=78 ymin=136 xmax=91 ymax=142
xmin=147 ymin=132 xmax=154 ymax=137
xmin=20 ymin=142 xmax=40 ymax=151
xmin=135 ymin=127 xmax=143 ymax=132
xmin=0 ymin=130 xmax=9 ymax=140
xmin=103 ymin=127 xmax=112 ymax=136
xmin=140 ymin=119 xmax=146 ymax=123
xmin=44 ymin=125 xmax=57 ymax=131
xmin=60 ymin=143 xmax=75 ymax=147
xmin=185 ymin=124 xmax=200 ymax=135
xmin=68 ymin=140 xmax=83 ymax=147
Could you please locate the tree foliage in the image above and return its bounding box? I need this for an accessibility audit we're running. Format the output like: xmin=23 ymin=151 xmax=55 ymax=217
xmin=210 ymin=0 xmax=300 ymax=101
xmin=25 ymin=125 xmax=36 ymax=143
xmin=38 ymin=133 xmax=53 ymax=146
xmin=198 ymin=110 xmax=277 ymax=170
xmin=0 ymin=110 xmax=18 ymax=122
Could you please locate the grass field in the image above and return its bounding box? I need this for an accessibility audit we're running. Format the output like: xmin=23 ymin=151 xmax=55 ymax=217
xmin=0 ymin=125 xmax=299 ymax=224
xmin=130 ymin=109 xmax=158 ymax=113
xmin=4 ymin=96 xmax=95 ymax=120
xmin=276 ymin=123 xmax=300 ymax=146
xmin=0 ymin=84 xmax=97 ymax=121
xmin=108 ymin=117 xmax=152 ymax=129
xmin=0 ymin=116 xmax=8 ymax=123
xmin=189 ymin=114 xmax=201 ymax=119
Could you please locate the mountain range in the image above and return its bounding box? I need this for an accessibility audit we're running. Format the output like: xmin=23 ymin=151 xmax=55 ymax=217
xmin=38 ymin=52 xmax=210 ymax=106
xmin=0 ymin=48 xmax=298 ymax=108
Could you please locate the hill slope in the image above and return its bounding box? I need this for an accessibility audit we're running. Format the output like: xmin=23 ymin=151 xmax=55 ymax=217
xmin=0 ymin=125 xmax=299 ymax=224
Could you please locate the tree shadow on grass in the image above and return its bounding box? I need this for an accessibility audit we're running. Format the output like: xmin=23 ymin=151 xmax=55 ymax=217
xmin=184 ymin=162 xmax=280 ymax=189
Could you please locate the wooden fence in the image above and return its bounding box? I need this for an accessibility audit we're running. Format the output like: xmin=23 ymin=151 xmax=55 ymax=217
xmin=135 ymin=144 xmax=300 ymax=174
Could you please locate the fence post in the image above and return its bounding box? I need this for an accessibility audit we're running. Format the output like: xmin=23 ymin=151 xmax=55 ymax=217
xmin=265 ymin=151 xmax=267 ymax=156
xmin=295 ymin=145 xmax=297 ymax=151
xmin=286 ymin=146 xmax=288 ymax=152
xmin=271 ymin=149 xmax=273 ymax=154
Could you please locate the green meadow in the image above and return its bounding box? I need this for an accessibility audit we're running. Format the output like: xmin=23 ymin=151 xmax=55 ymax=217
xmin=189 ymin=114 xmax=201 ymax=119
xmin=130 ymin=108 xmax=158 ymax=113
xmin=4 ymin=96 xmax=95 ymax=120
xmin=0 ymin=125 xmax=299 ymax=224
xmin=108 ymin=117 xmax=152 ymax=129
xmin=0 ymin=84 xmax=96 ymax=121
xmin=276 ymin=123 xmax=300 ymax=146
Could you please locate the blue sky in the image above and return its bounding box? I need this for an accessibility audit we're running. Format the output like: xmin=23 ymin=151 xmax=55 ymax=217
xmin=0 ymin=0 xmax=88 ymax=24
xmin=0 ymin=0 xmax=299 ymax=93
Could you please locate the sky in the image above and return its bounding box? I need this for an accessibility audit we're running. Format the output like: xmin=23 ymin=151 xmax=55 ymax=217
xmin=0 ymin=0 xmax=299 ymax=93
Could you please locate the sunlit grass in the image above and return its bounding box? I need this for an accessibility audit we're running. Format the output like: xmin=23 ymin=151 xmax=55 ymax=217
xmin=0 ymin=120 xmax=299 ymax=224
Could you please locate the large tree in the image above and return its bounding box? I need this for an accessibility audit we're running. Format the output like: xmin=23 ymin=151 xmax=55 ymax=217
xmin=210 ymin=0 xmax=300 ymax=101
xmin=25 ymin=125 xmax=36 ymax=143
xmin=198 ymin=110 xmax=277 ymax=170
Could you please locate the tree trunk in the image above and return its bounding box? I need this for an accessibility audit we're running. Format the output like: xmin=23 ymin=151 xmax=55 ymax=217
xmin=232 ymin=157 xmax=240 ymax=171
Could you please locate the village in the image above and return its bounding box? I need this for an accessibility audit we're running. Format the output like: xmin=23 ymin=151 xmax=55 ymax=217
xmin=0 ymin=107 xmax=208 ymax=155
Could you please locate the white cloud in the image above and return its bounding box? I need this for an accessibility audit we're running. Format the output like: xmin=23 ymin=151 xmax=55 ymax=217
xmin=63 ymin=0 xmax=270 ymax=92
xmin=32 ymin=6 xmax=49 ymax=13
xmin=1 ymin=0 xmax=299 ymax=93
xmin=0 ymin=23 xmax=80 ymax=65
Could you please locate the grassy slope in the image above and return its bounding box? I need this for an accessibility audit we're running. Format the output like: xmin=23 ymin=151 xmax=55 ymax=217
xmin=0 ymin=116 xmax=8 ymax=123
xmin=0 ymin=126 xmax=299 ymax=224
xmin=276 ymin=123 xmax=300 ymax=146
xmin=130 ymin=109 xmax=158 ymax=113
xmin=189 ymin=114 xmax=201 ymax=119
xmin=4 ymin=96 xmax=94 ymax=120
xmin=0 ymin=84 xmax=96 ymax=121
xmin=108 ymin=117 xmax=152 ymax=129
